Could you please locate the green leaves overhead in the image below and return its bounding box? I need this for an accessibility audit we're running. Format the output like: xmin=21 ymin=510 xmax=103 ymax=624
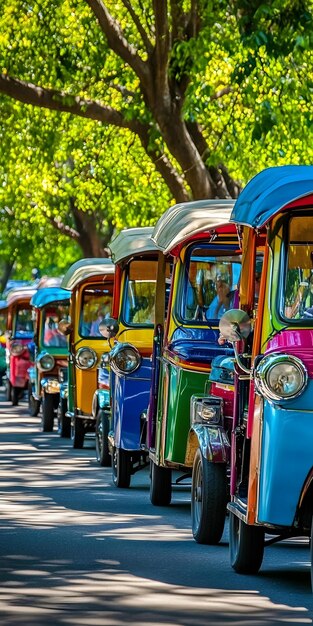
xmin=0 ymin=0 xmax=313 ymax=280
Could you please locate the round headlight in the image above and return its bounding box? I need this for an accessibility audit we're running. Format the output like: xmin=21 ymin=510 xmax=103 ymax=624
xmin=75 ymin=347 xmax=97 ymax=370
xmin=10 ymin=341 xmax=25 ymax=356
xmin=110 ymin=344 xmax=141 ymax=375
xmin=255 ymin=353 xmax=308 ymax=401
xmin=37 ymin=352 xmax=55 ymax=372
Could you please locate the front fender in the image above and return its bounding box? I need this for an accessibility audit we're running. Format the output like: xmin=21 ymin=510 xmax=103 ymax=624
xmin=92 ymin=388 xmax=110 ymax=419
xmin=185 ymin=424 xmax=230 ymax=465
xmin=27 ymin=366 xmax=36 ymax=384
xmin=41 ymin=378 xmax=60 ymax=394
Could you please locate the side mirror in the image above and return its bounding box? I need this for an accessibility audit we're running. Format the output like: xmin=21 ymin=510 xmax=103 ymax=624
xmin=58 ymin=318 xmax=72 ymax=336
xmin=219 ymin=309 xmax=252 ymax=375
xmin=219 ymin=309 xmax=251 ymax=342
xmin=99 ymin=317 xmax=119 ymax=339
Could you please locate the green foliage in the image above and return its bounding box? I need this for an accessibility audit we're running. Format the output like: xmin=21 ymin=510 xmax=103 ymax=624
xmin=0 ymin=0 xmax=313 ymax=279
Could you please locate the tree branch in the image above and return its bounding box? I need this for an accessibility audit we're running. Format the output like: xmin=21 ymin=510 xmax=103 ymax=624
xmin=152 ymin=0 xmax=170 ymax=96
xmin=85 ymin=0 xmax=150 ymax=86
xmin=121 ymin=0 xmax=153 ymax=54
xmin=0 ymin=74 xmax=142 ymax=133
xmin=42 ymin=212 xmax=81 ymax=241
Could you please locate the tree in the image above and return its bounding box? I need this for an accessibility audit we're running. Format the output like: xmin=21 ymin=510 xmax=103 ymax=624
xmin=0 ymin=0 xmax=313 ymax=286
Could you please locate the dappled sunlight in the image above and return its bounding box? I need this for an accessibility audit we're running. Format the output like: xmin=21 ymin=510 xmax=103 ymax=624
xmin=0 ymin=399 xmax=312 ymax=624
xmin=0 ymin=557 xmax=311 ymax=626
xmin=86 ymin=524 xmax=191 ymax=542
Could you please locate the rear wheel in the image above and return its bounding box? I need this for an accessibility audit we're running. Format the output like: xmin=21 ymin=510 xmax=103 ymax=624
xmin=95 ymin=410 xmax=110 ymax=466
xmin=12 ymin=386 xmax=21 ymax=407
xmin=72 ymin=417 xmax=85 ymax=449
xmin=58 ymin=399 xmax=71 ymax=438
xmin=41 ymin=393 xmax=55 ymax=432
xmin=191 ymin=448 xmax=227 ymax=544
xmin=112 ymin=447 xmax=131 ymax=488
xmin=229 ymin=511 xmax=264 ymax=574
xmin=150 ymin=461 xmax=172 ymax=506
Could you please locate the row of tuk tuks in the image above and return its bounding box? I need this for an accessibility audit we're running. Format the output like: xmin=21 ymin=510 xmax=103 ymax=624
xmin=2 ymin=164 xmax=313 ymax=590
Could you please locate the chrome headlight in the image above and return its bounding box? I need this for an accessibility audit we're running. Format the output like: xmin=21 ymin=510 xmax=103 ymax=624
xmin=10 ymin=341 xmax=25 ymax=356
xmin=37 ymin=352 xmax=55 ymax=372
xmin=75 ymin=347 xmax=97 ymax=370
xmin=255 ymin=353 xmax=308 ymax=401
xmin=190 ymin=395 xmax=223 ymax=426
xmin=110 ymin=343 xmax=141 ymax=375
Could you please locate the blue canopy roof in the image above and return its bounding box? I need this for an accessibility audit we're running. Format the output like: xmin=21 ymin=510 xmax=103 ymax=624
xmin=30 ymin=287 xmax=70 ymax=308
xmin=230 ymin=165 xmax=313 ymax=228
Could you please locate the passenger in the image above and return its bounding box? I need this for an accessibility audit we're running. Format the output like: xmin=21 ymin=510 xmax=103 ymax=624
xmin=44 ymin=317 xmax=67 ymax=347
xmin=206 ymin=274 xmax=234 ymax=319
xmin=132 ymin=296 xmax=155 ymax=324
xmin=90 ymin=302 xmax=111 ymax=336
xmin=286 ymin=273 xmax=313 ymax=319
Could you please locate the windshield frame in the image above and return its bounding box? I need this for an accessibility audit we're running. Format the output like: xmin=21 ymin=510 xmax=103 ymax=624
xmin=120 ymin=257 xmax=157 ymax=329
xmin=174 ymin=242 xmax=242 ymax=326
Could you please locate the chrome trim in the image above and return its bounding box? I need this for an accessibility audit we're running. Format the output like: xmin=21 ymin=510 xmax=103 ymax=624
xmin=254 ymin=352 xmax=308 ymax=401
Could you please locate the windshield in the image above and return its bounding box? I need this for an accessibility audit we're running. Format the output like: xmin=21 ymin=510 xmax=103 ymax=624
xmin=284 ymin=215 xmax=313 ymax=321
xmin=79 ymin=283 xmax=114 ymax=338
xmin=180 ymin=246 xmax=241 ymax=323
xmin=122 ymin=259 xmax=157 ymax=327
xmin=13 ymin=306 xmax=33 ymax=339
xmin=42 ymin=303 xmax=69 ymax=347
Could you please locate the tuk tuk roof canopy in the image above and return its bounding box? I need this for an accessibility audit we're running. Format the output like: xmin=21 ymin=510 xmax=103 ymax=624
xmin=152 ymin=200 xmax=235 ymax=255
xmin=6 ymin=287 xmax=37 ymax=306
xmin=230 ymin=165 xmax=313 ymax=228
xmin=61 ymin=258 xmax=115 ymax=291
xmin=109 ymin=227 xmax=159 ymax=264
xmin=30 ymin=287 xmax=70 ymax=309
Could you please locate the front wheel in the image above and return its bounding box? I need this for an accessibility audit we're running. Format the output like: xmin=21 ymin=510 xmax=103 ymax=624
xmin=112 ymin=447 xmax=131 ymax=488
xmin=229 ymin=511 xmax=264 ymax=574
xmin=191 ymin=448 xmax=228 ymax=544
xmin=95 ymin=410 xmax=110 ymax=467
xmin=28 ymin=384 xmax=40 ymax=417
xmin=58 ymin=399 xmax=71 ymax=438
xmin=41 ymin=393 xmax=55 ymax=431
xmin=72 ymin=417 xmax=85 ymax=449
xmin=150 ymin=461 xmax=172 ymax=506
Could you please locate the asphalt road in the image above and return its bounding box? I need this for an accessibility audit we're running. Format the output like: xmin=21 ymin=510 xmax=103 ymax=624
xmin=0 ymin=390 xmax=312 ymax=625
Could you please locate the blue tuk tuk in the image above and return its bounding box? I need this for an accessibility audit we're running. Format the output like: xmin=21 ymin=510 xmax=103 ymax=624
xmin=217 ymin=165 xmax=313 ymax=589
xmin=95 ymin=228 xmax=160 ymax=487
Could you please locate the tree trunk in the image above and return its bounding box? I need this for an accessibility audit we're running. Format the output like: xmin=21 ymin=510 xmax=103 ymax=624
xmin=0 ymin=259 xmax=15 ymax=294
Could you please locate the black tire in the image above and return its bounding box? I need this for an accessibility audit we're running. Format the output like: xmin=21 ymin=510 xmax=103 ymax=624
xmin=28 ymin=393 xmax=40 ymax=417
xmin=191 ymin=448 xmax=228 ymax=544
xmin=58 ymin=399 xmax=71 ymax=438
xmin=95 ymin=409 xmax=111 ymax=467
xmin=41 ymin=393 xmax=55 ymax=432
xmin=72 ymin=417 xmax=85 ymax=449
xmin=11 ymin=386 xmax=20 ymax=407
xmin=5 ymin=378 xmax=11 ymax=402
xmin=150 ymin=460 xmax=172 ymax=506
xmin=229 ymin=511 xmax=264 ymax=574
xmin=112 ymin=447 xmax=131 ymax=488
